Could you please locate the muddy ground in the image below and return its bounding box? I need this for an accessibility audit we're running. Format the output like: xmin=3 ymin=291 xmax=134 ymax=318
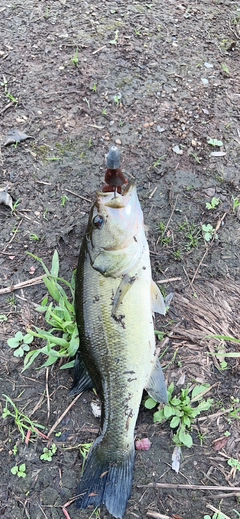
xmin=0 ymin=1 xmax=240 ymax=518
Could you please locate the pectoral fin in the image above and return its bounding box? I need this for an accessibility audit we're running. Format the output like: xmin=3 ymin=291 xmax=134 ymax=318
xmin=112 ymin=274 xmax=137 ymax=316
xmin=151 ymin=280 xmax=166 ymax=315
xmin=145 ymin=358 xmax=168 ymax=404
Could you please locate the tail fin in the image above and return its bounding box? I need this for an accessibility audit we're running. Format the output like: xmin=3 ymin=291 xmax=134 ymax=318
xmin=76 ymin=437 xmax=135 ymax=519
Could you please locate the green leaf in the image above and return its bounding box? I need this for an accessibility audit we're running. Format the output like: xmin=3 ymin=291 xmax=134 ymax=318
xmin=178 ymin=427 xmax=193 ymax=447
xmin=41 ymin=355 xmax=59 ymax=367
xmin=163 ymin=405 xmax=174 ymax=419
xmin=153 ymin=410 xmax=165 ymax=423
xmin=51 ymin=250 xmax=59 ymax=277
xmin=43 ymin=277 xmax=61 ymax=302
xmin=191 ymin=384 xmax=210 ymax=400
xmin=14 ymin=346 xmax=24 ymax=357
xmin=171 ymin=396 xmax=181 ymax=406
xmin=23 ymin=349 xmax=42 ymax=371
xmin=7 ymin=337 xmax=20 ymax=348
xmin=23 ymin=334 xmax=34 ymax=345
xmin=60 ymin=360 xmax=75 ymax=370
xmin=207 ymin=138 xmax=223 ymax=147
xmin=170 ymin=415 xmax=180 ymax=428
xmin=19 ymin=463 xmax=26 ymax=472
xmin=144 ymin=397 xmax=157 ymax=410
xmin=11 ymin=466 xmax=18 ymax=475
xmin=182 ymin=415 xmax=191 ymax=427
xmin=167 ymin=382 xmax=175 ymax=398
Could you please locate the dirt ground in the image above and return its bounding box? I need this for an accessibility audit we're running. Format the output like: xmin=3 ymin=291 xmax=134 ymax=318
xmin=0 ymin=1 xmax=240 ymax=518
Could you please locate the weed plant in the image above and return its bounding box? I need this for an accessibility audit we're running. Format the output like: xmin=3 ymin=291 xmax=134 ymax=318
xmin=145 ymin=383 xmax=212 ymax=448
xmin=7 ymin=251 xmax=78 ymax=371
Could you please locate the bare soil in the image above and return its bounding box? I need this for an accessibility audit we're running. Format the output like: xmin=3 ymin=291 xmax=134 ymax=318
xmin=0 ymin=1 xmax=240 ymax=519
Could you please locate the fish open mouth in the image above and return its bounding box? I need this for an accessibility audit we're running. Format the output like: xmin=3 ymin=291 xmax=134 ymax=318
xmin=97 ymin=182 xmax=135 ymax=208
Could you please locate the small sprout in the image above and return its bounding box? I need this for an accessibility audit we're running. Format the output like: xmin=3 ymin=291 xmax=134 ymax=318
xmin=232 ymin=196 xmax=240 ymax=212
xmin=222 ymin=63 xmax=230 ymax=75
xmin=102 ymin=108 xmax=107 ymax=115
xmin=11 ymin=463 xmax=27 ymax=478
xmin=2 ymin=394 xmax=45 ymax=441
xmin=228 ymin=458 xmax=240 ymax=471
xmin=40 ymin=443 xmax=57 ymax=461
xmin=7 ymin=331 xmax=33 ymax=357
xmin=79 ymin=443 xmax=93 ymax=474
xmin=55 ymin=431 xmax=62 ymax=437
xmin=109 ymin=30 xmax=119 ymax=45
xmin=207 ymin=138 xmax=223 ymax=147
xmin=113 ymin=93 xmax=122 ymax=106
xmin=83 ymin=97 xmax=90 ymax=109
xmin=206 ymin=197 xmax=220 ymax=210
xmin=153 ymin=155 xmax=166 ymax=168
xmin=202 ymin=223 xmax=215 ymax=241
xmin=189 ymin=152 xmax=201 ymax=163
xmin=12 ymin=198 xmax=21 ymax=212
xmin=61 ymin=195 xmax=69 ymax=207
xmin=92 ymin=83 xmax=97 ymax=92
xmin=30 ymin=233 xmax=40 ymax=241
xmin=0 ymin=314 xmax=8 ymax=321
xmin=71 ymin=48 xmax=79 ymax=67
xmin=12 ymin=445 xmax=18 ymax=456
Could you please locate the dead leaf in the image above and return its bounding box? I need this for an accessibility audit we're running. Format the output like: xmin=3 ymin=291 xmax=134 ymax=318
xmin=0 ymin=187 xmax=13 ymax=209
xmin=211 ymin=151 xmax=226 ymax=157
xmin=4 ymin=129 xmax=34 ymax=146
xmin=172 ymin=445 xmax=181 ymax=472
xmin=172 ymin=145 xmax=183 ymax=155
xmin=213 ymin=437 xmax=228 ymax=451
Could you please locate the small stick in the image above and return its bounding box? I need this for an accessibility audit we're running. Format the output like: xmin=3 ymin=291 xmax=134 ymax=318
xmin=206 ymin=503 xmax=232 ymax=519
xmin=65 ymin=188 xmax=91 ymax=203
xmin=92 ymin=45 xmax=106 ymax=54
xmin=146 ymin=513 xmax=172 ymax=519
xmin=159 ymin=194 xmax=179 ymax=241
xmin=191 ymin=212 xmax=227 ymax=285
xmin=0 ymin=275 xmax=44 ymax=295
xmin=191 ymin=246 xmax=209 ymax=285
xmin=0 ymin=101 xmax=15 ymax=115
xmin=46 ymin=368 xmax=50 ymax=422
xmin=157 ymin=277 xmax=181 ymax=284
xmin=183 ymin=265 xmax=194 ymax=291
xmin=47 ymin=393 xmax=82 ymax=437
xmin=138 ymin=483 xmax=240 ymax=491
xmin=3 ymin=218 xmax=22 ymax=252
xmin=148 ymin=186 xmax=158 ymax=199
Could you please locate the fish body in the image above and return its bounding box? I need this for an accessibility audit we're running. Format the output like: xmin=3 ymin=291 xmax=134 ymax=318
xmin=73 ymin=180 xmax=168 ymax=518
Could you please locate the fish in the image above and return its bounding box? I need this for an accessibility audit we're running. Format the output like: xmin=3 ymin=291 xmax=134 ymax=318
xmin=72 ymin=147 xmax=168 ymax=518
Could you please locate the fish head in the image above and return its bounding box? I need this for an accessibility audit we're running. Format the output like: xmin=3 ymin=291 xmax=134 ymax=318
xmin=86 ymin=183 xmax=147 ymax=277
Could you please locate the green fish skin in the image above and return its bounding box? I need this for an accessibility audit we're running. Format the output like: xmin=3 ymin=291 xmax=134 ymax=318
xmin=74 ymin=183 xmax=168 ymax=518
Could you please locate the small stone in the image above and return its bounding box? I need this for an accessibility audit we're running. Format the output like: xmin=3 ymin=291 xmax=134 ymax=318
xmin=115 ymin=138 xmax=122 ymax=145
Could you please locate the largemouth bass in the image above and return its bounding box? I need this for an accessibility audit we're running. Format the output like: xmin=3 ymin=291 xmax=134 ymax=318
xmin=72 ymin=147 xmax=168 ymax=518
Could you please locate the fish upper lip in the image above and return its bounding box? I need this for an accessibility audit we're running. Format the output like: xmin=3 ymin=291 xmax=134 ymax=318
xmin=96 ymin=182 xmax=135 ymax=207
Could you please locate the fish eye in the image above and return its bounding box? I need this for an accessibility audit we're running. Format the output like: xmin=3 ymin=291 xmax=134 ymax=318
xmin=92 ymin=214 xmax=104 ymax=229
